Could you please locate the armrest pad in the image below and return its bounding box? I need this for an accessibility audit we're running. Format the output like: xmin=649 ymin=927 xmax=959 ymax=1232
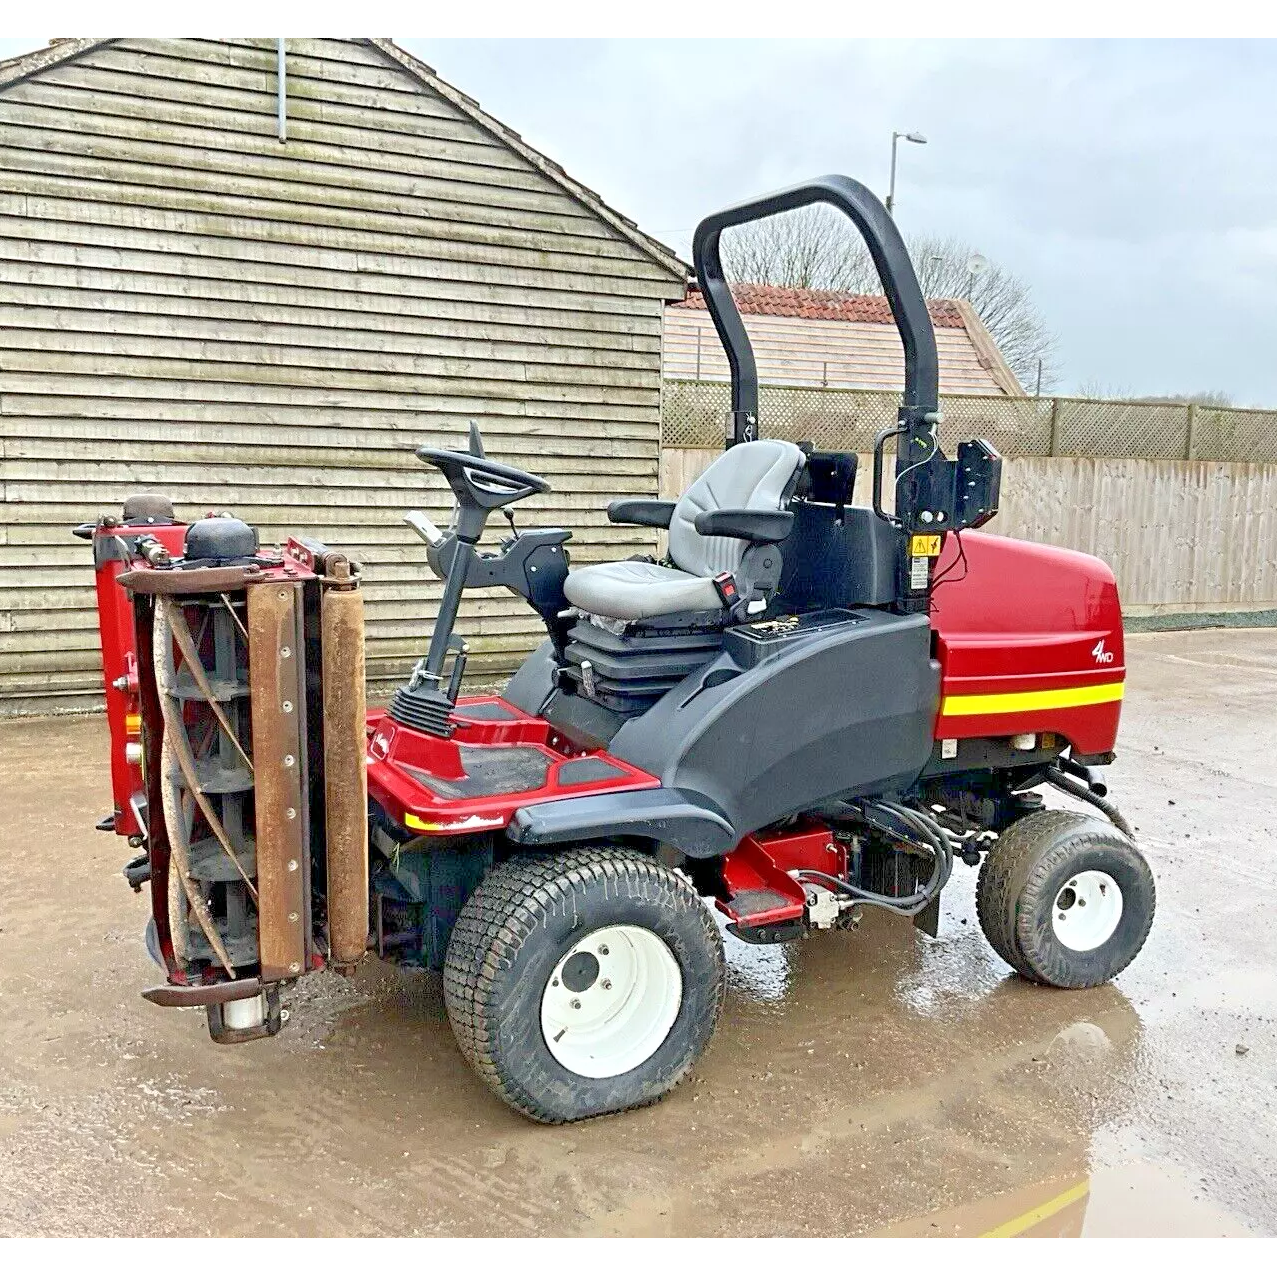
xmin=607 ymin=499 xmax=676 ymax=529
xmin=693 ymin=508 xmax=795 ymax=543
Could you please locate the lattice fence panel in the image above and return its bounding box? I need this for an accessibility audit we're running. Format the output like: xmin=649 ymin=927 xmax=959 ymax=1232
xmin=662 ymin=379 xmax=1277 ymax=462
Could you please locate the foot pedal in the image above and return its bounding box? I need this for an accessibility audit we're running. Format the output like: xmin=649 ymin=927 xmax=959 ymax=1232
xmin=388 ymin=683 xmax=456 ymax=737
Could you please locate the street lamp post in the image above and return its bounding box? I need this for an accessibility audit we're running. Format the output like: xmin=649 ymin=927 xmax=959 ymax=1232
xmin=886 ymin=130 xmax=927 ymax=217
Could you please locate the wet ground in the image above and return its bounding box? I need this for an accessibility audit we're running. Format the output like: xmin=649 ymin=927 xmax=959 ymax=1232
xmin=1 ymin=627 xmax=1275 ymax=1237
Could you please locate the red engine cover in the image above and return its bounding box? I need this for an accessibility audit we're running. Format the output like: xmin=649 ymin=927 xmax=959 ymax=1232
xmin=929 ymin=532 xmax=1125 ymax=757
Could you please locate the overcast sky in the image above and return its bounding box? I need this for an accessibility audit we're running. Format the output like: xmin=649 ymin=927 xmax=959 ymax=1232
xmin=5 ymin=38 xmax=1275 ymax=403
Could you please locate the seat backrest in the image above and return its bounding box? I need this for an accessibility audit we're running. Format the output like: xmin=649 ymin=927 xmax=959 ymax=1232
xmin=668 ymin=439 xmax=806 ymax=579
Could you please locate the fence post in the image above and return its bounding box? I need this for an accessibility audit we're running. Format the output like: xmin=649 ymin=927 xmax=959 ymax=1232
xmin=1048 ymin=397 xmax=1062 ymax=456
xmin=1185 ymin=402 xmax=1197 ymax=461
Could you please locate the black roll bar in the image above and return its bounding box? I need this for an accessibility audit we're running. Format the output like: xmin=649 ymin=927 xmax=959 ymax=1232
xmin=691 ymin=174 xmax=940 ymax=447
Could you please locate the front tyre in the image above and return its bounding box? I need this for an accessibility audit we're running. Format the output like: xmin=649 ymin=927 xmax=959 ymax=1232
xmin=443 ymin=848 xmax=726 ymax=1123
xmin=976 ymin=809 xmax=1155 ymax=989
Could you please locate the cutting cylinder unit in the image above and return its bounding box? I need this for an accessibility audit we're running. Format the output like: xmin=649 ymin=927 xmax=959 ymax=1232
xmin=88 ymin=500 xmax=369 ymax=1040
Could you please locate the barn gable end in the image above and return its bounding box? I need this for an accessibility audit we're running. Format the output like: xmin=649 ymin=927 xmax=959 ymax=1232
xmin=0 ymin=38 xmax=687 ymax=714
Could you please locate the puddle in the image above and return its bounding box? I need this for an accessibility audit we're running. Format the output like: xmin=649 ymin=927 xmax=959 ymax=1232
xmin=877 ymin=1157 xmax=1254 ymax=1237
xmin=1081 ymin=1158 xmax=1254 ymax=1237
xmin=720 ymin=922 xmax=796 ymax=1006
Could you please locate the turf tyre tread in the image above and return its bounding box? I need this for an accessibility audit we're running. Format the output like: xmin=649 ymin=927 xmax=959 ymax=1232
xmin=443 ymin=847 xmax=725 ymax=1123
xmin=977 ymin=809 xmax=1154 ymax=988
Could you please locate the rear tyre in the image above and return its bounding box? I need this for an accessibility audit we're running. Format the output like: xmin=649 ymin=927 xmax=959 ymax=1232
xmin=443 ymin=847 xmax=726 ymax=1123
xmin=976 ymin=809 xmax=1155 ymax=988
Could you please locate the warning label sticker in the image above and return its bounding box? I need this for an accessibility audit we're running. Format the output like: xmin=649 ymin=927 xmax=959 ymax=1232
xmin=910 ymin=555 xmax=930 ymax=590
xmin=910 ymin=534 xmax=942 ymax=557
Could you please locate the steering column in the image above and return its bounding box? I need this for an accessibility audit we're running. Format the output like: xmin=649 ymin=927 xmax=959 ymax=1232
xmin=389 ymin=425 xmax=552 ymax=736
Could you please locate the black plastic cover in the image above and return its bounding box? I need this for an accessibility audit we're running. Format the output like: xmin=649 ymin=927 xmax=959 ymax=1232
xmin=183 ymin=516 xmax=258 ymax=562
xmin=508 ymin=787 xmax=736 ymax=858
xmin=773 ymin=504 xmax=899 ymax=611
xmin=611 ymin=608 xmax=939 ymax=846
xmin=723 ymin=609 xmax=862 ymax=669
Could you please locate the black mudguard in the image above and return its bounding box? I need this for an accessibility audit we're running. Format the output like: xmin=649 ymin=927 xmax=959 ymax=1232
xmin=507 ymin=788 xmax=735 ymax=859
xmin=503 ymin=610 xmax=939 ymax=860
xmin=610 ymin=609 xmax=939 ymax=848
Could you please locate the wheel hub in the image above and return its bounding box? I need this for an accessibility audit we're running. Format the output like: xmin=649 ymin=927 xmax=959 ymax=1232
xmin=1051 ymin=870 xmax=1124 ymax=952
xmin=560 ymin=951 xmax=600 ymax=993
xmin=541 ymin=924 xmax=683 ymax=1079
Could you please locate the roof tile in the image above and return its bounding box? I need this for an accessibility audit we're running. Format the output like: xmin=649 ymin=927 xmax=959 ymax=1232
xmin=672 ymin=282 xmax=965 ymax=329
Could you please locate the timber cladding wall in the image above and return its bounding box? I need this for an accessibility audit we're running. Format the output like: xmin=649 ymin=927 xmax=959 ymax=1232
xmin=0 ymin=37 xmax=686 ymax=716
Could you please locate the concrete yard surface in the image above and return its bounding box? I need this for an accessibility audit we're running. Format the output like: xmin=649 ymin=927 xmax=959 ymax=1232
xmin=0 ymin=628 xmax=1274 ymax=1236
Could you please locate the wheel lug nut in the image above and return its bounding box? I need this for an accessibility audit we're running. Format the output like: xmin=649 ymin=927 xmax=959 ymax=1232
xmin=598 ymin=945 xmax=609 ymax=956
xmin=601 ymin=979 xmax=612 ymax=990
xmin=571 ymin=999 xmax=581 ymax=1010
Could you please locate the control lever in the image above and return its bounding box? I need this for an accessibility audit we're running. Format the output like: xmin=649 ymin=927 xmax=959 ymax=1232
xmin=404 ymin=510 xmax=445 ymax=548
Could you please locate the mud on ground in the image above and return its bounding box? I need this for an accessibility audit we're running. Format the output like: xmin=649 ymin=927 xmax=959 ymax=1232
xmin=1 ymin=629 xmax=1274 ymax=1237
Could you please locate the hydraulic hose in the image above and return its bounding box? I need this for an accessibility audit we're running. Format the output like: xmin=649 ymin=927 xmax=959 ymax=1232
xmin=880 ymin=800 xmax=955 ymax=899
xmin=796 ymin=800 xmax=954 ymax=917
xmin=1044 ymin=766 xmax=1135 ymax=838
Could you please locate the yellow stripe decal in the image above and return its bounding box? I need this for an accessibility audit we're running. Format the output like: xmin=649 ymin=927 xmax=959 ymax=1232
xmin=942 ymin=681 xmax=1124 ymax=717
xmin=982 ymin=1179 xmax=1090 ymax=1237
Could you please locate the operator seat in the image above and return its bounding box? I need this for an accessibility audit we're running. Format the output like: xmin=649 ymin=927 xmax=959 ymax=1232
xmin=563 ymin=439 xmax=806 ymax=623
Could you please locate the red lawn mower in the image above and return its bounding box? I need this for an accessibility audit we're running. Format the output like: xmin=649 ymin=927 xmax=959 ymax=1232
xmin=80 ymin=176 xmax=1154 ymax=1122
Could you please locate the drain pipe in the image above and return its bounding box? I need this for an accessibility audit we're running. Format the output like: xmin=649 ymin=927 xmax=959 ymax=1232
xmin=277 ymin=38 xmax=287 ymax=142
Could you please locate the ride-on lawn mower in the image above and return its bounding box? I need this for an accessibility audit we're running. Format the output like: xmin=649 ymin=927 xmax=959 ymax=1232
xmin=78 ymin=176 xmax=1154 ymax=1123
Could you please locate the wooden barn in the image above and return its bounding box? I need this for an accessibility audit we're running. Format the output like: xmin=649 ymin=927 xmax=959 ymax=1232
xmin=0 ymin=37 xmax=687 ymax=715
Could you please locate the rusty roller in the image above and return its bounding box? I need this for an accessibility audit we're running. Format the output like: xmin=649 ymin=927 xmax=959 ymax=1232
xmin=322 ymin=568 xmax=369 ymax=967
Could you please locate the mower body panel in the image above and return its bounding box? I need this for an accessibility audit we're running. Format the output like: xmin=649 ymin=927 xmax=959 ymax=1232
xmin=446 ymin=610 xmax=932 ymax=859
xmin=930 ymin=531 xmax=1125 ymax=757
xmin=608 ymin=608 xmax=938 ymax=846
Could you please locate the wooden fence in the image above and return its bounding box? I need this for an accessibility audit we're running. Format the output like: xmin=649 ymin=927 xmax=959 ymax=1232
xmin=661 ymin=448 xmax=1277 ymax=617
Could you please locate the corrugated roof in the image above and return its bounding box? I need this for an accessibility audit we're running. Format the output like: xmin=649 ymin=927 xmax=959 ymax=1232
xmin=673 ymin=282 xmax=966 ymax=329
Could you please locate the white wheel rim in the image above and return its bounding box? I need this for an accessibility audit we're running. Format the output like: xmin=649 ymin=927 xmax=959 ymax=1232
xmin=540 ymin=924 xmax=683 ymax=1079
xmin=1051 ymin=870 xmax=1124 ymax=951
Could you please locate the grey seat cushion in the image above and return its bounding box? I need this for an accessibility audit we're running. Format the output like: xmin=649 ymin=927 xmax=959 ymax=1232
xmin=563 ymin=439 xmax=806 ymax=624
xmin=668 ymin=439 xmax=806 ymax=578
xmin=563 ymin=560 xmax=722 ymax=621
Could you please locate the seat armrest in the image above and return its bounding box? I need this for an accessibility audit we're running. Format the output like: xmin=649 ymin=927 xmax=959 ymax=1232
xmin=693 ymin=508 xmax=794 ymax=543
xmin=607 ymin=499 xmax=676 ymax=529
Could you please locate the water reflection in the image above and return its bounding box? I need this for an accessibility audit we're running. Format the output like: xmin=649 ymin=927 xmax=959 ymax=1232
xmin=716 ymin=912 xmax=797 ymax=1006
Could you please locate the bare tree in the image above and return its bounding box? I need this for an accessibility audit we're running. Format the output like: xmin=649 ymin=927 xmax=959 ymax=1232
xmin=1076 ymin=385 xmax=1235 ymax=407
xmin=1145 ymin=390 xmax=1234 ymax=408
xmin=721 ymin=214 xmax=1059 ymax=392
xmin=1073 ymin=380 xmax=1135 ymax=401
xmin=720 ymin=205 xmax=873 ymax=293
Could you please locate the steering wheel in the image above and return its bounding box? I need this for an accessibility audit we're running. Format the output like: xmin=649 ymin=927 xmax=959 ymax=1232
xmin=416 ymin=446 xmax=550 ymax=509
